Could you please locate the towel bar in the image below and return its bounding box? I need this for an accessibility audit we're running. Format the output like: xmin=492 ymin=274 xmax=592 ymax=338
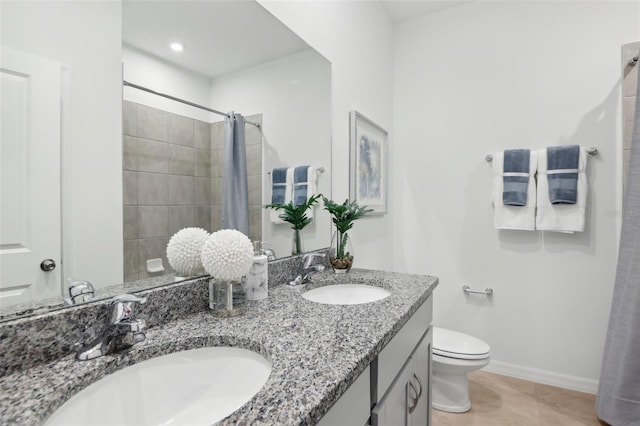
xmin=462 ymin=285 xmax=493 ymax=296
xmin=485 ymin=147 xmax=598 ymax=162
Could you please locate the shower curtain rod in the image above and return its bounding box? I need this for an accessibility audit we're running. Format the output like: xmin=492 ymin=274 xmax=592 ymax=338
xmin=123 ymin=80 xmax=260 ymax=127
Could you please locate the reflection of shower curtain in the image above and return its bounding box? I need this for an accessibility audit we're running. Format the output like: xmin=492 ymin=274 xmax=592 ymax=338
xmin=221 ymin=113 xmax=250 ymax=236
xmin=596 ymin=73 xmax=640 ymax=423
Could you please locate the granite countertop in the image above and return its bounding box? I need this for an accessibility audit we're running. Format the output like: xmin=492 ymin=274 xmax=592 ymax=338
xmin=0 ymin=269 xmax=438 ymax=425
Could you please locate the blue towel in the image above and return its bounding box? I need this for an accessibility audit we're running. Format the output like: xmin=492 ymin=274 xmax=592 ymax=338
xmin=547 ymin=145 xmax=579 ymax=204
xmin=293 ymin=166 xmax=310 ymax=207
xmin=502 ymin=149 xmax=531 ymax=206
xmin=271 ymin=167 xmax=288 ymax=204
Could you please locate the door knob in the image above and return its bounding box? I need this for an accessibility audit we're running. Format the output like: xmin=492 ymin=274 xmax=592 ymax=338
xmin=40 ymin=259 xmax=56 ymax=271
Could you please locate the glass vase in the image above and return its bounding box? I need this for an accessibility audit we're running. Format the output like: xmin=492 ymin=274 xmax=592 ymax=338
xmin=292 ymin=228 xmax=305 ymax=255
xmin=208 ymin=277 xmax=248 ymax=317
xmin=329 ymin=230 xmax=353 ymax=273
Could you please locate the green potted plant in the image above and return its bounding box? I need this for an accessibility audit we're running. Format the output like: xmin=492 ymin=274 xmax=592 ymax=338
xmin=265 ymin=194 xmax=321 ymax=255
xmin=322 ymin=197 xmax=373 ymax=273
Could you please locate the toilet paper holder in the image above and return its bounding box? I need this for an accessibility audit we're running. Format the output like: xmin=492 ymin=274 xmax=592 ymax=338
xmin=462 ymin=285 xmax=493 ymax=296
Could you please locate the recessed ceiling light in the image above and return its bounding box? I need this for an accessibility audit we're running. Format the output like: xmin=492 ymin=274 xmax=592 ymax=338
xmin=170 ymin=42 xmax=184 ymax=52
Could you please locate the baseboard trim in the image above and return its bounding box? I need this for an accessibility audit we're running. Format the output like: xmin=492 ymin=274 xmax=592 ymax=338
xmin=483 ymin=360 xmax=599 ymax=394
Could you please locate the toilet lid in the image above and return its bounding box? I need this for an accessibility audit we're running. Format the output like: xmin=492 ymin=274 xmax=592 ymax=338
xmin=433 ymin=327 xmax=490 ymax=360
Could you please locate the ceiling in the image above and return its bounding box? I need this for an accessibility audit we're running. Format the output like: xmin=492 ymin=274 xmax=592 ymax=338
xmin=122 ymin=0 xmax=309 ymax=79
xmin=122 ymin=0 xmax=470 ymax=80
xmin=380 ymin=0 xmax=471 ymax=24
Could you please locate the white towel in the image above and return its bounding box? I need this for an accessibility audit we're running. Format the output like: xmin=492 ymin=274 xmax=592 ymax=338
xmin=536 ymin=147 xmax=588 ymax=233
xmin=270 ymin=168 xmax=293 ymax=224
xmin=492 ymin=151 xmax=538 ymax=230
xmin=293 ymin=166 xmax=317 ymax=220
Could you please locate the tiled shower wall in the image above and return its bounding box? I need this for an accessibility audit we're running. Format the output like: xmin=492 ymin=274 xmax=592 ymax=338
xmin=623 ymin=42 xmax=639 ymax=193
xmin=123 ymin=101 xmax=262 ymax=281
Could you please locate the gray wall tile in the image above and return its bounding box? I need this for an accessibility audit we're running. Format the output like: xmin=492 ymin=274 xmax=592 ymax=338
xmin=211 ymin=121 xmax=224 ymax=150
xmin=624 ymin=96 xmax=635 ymax=150
xmin=195 ymin=120 xmax=211 ymax=150
xmin=169 ymin=175 xmax=195 ymax=205
xmin=210 ymin=208 xmax=221 ymax=232
xmin=123 ymin=205 xmax=138 ymax=239
xmin=137 ymin=237 xmax=170 ymax=274
xmin=211 ymin=149 xmax=223 ymax=178
xmin=246 ymin=144 xmax=262 ymax=176
xmin=169 ymin=206 xmax=196 ymax=236
xmin=123 ymin=135 xmax=138 ymax=171
xmin=169 ymin=144 xmax=195 ymax=176
xmin=138 ymin=172 xmax=169 ymax=205
xmin=123 ymin=171 xmax=138 ymax=205
xmin=249 ymin=205 xmax=262 ymax=243
xmin=211 ymin=177 xmax=222 ymax=204
xmin=195 ymin=177 xmax=211 ymax=206
xmin=248 ymin=174 xmax=262 ymax=205
xmin=195 ymin=149 xmax=211 ymax=177
xmin=124 ymin=239 xmax=139 ymax=276
xmin=195 ymin=206 xmax=211 ymax=231
xmin=168 ymin=114 xmax=194 ymax=146
xmin=138 ymin=138 xmax=169 ymax=173
xmin=123 ymin=101 xmax=138 ymax=137
xmin=138 ymin=104 xmax=168 ymax=142
xmin=138 ymin=206 xmax=169 ymax=238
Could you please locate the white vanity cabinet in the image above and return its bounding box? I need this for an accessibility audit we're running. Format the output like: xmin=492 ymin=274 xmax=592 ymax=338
xmin=372 ymin=296 xmax=433 ymax=426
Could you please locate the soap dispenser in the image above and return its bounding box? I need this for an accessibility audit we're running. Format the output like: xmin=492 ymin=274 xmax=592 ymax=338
xmin=245 ymin=241 xmax=268 ymax=300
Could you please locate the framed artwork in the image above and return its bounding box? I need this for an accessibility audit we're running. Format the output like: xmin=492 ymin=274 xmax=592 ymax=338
xmin=349 ymin=111 xmax=387 ymax=215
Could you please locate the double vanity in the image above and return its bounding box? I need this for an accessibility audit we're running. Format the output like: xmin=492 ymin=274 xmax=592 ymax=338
xmin=0 ymin=260 xmax=437 ymax=425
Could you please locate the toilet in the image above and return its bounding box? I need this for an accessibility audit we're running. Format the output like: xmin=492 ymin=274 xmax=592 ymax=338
xmin=432 ymin=327 xmax=491 ymax=413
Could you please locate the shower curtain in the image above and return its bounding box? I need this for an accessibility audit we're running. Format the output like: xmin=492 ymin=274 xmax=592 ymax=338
xmin=221 ymin=112 xmax=250 ymax=237
xmin=596 ymin=73 xmax=640 ymax=423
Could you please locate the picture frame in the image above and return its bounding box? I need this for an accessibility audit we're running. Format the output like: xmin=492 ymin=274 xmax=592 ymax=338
xmin=349 ymin=111 xmax=388 ymax=215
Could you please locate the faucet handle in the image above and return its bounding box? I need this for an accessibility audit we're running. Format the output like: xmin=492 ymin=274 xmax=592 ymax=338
xmin=303 ymin=253 xmax=326 ymax=269
xmin=110 ymin=294 xmax=147 ymax=305
xmin=108 ymin=294 xmax=146 ymax=325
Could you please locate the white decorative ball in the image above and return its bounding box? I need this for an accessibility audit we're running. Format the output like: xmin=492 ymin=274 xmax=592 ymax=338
xmin=166 ymin=227 xmax=210 ymax=276
xmin=201 ymin=229 xmax=254 ymax=280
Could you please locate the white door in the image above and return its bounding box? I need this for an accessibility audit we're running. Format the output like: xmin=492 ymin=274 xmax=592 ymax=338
xmin=0 ymin=47 xmax=62 ymax=306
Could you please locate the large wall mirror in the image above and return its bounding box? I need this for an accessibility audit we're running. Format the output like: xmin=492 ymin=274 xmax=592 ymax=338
xmin=0 ymin=0 xmax=331 ymax=320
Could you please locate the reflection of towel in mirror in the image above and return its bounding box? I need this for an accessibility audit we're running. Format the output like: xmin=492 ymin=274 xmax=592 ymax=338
xmin=536 ymin=146 xmax=588 ymax=233
xmin=270 ymin=167 xmax=292 ymax=224
xmin=293 ymin=166 xmax=317 ymax=219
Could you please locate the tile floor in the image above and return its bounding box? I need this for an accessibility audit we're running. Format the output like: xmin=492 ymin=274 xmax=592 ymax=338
xmin=432 ymin=370 xmax=607 ymax=426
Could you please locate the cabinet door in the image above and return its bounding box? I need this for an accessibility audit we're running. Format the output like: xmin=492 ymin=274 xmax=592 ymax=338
xmin=409 ymin=326 xmax=432 ymax=426
xmin=372 ymin=357 xmax=413 ymax=426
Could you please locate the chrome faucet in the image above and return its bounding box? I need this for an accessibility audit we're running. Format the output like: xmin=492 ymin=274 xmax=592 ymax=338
xmin=76 ymin=294 xmax=147 ymax=361
xmin=289 ymin=253 xmax=326 ymax=286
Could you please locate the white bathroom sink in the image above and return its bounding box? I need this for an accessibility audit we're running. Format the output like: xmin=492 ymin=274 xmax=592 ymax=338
xmin=302 ymin=284 xmax=391 ymax=305
xmin=46 ymin=347 xmax=272 ymax=426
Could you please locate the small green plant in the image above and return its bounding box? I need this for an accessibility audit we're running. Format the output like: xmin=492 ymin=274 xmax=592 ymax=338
xmin=265 ymin=194 xmax=321 ymax=254
xmin=322 ymin=197 xmax=373 ymax=270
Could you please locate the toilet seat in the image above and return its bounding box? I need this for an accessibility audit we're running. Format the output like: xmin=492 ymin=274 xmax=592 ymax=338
xmin=433 ymin=327 xmax=490 ymax=360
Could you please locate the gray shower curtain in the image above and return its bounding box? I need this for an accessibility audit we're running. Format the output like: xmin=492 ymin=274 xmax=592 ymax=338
xmin=221 ymin=113 xmax=250 ymax=237
xmin=596 ymin=76 xmax=640 ymax=423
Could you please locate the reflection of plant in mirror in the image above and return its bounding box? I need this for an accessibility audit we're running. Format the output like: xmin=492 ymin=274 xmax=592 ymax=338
xmin=265 ymin=194 xmax=321 ymax=255
xmin=322 ymin=197 xmax=373 ymax=272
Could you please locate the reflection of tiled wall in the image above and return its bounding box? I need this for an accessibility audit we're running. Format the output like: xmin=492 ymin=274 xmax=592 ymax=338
xmin=623 ymin=42 xmax=639 ymax=194
xmin=210 ymin=114 xmax=263 ymax=243
xmin=123 ymin=101 xmax=262 ymax=281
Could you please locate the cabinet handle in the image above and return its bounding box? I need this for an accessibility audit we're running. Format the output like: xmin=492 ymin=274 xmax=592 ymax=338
xmin=408 ymin=379 xmax=419 ymax=413
xmin=413 ymin=373 xmax=423 ymax=400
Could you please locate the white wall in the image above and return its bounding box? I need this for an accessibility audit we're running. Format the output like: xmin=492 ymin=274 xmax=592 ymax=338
xmin=122 ymin=45 xmax=214 ymax=122
xmin=393 ymin=1 xmax=639 ymax=391
xmin=259 ymin=1 xmax=395 ymax=270
xmin=2 ymin=1 xmax=123 ymax=290
xmin=209 ymin=49 xmax=332 ymax=258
